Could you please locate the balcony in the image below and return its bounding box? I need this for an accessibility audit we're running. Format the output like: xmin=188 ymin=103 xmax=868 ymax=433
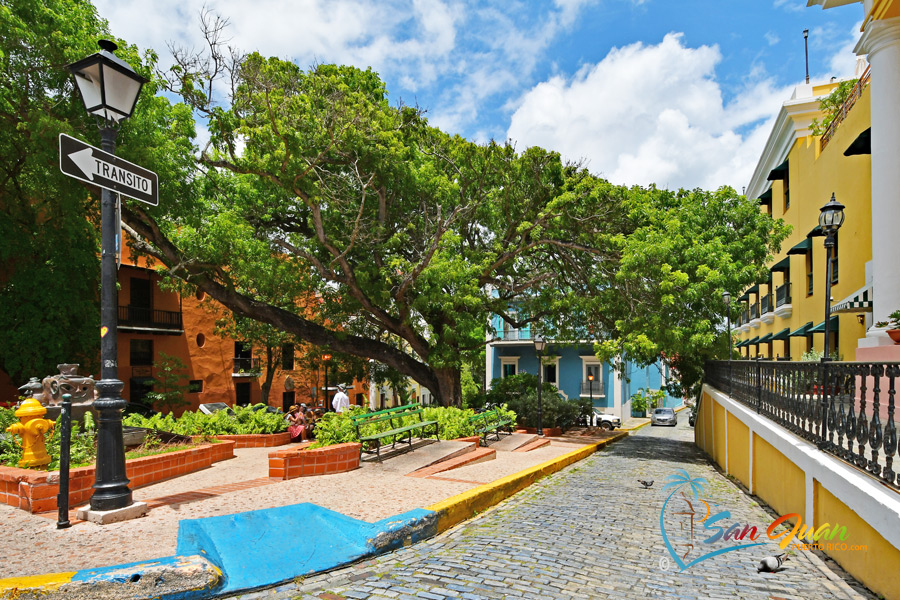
xmin=775 ymin=282 xmax=792 ymax=319
xmin=580 ymin=381 xmax=606 ymax=397
xmin=820 ymin=66 xmax=870 ymax=151
xmin=118 ymin=305 xmax=183 ymax=334
xmin=495 ymin=329 xmax=533 ymax=342
xmin=760 ymin=294 xmax=775 ymax=324
xmin=233 ymin=357 xmax=261 ymax=377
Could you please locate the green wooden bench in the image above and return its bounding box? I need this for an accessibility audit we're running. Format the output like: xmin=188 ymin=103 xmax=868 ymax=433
xmin=469 ymin=408 xmax=513 ymax=445
xmin=350 ymin=403 xmax=439 ymax=459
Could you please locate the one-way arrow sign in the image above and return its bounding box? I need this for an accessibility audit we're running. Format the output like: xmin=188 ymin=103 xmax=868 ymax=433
xmin=59 ymin=133 xmax=158 ymax=206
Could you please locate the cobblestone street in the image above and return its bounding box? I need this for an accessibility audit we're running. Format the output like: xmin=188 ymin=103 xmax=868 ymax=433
xmin=225 ymin=421 xmax=876 ymax=600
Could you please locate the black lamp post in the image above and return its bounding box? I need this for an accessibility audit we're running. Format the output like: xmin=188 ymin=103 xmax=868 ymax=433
xmin=818 ymin=193 xmax=845 ymax=449
xmin=819 ymin=193 xmax=845 ymax=362
xmin=723 ymin=290 xmax=732 ymax=396
xmin=67 ymin=40 xmax=147 ymax=512
xmin=533 ymin=335 xmax=545 ymax=436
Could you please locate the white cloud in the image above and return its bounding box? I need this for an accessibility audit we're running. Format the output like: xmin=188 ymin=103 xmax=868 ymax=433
xmin=506 ymin=33 xmax=792 ymax=190
xmin=765 ymin=31 xmax=780 ymax=46
xmin=773 ymin=0 xmax=804 ymax=13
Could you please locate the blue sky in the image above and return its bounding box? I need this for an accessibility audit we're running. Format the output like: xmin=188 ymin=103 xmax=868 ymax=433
xmin=95 ymin=0 xmax=865 ymax=191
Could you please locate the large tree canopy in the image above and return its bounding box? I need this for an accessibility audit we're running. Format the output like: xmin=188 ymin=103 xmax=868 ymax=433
xmin=1 ymin=4 xmax=788 ymax=403
xmin=121 ymin=33 xmax=789 ymax=405
xmin=0 ymin=0 xmax=196 ymax=384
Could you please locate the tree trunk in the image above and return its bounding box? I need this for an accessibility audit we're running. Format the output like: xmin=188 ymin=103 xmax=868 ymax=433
xmin=261 ymin=345 xmax=276 ymax=406
xmin=432 ymin=367 xmax=462 ymax=407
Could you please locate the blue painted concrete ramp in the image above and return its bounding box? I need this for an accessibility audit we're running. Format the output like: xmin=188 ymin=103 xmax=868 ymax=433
xmin=176 ymin=503 xmax=436 ymax=594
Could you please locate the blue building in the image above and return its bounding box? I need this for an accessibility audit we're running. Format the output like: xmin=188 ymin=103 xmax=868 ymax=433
xmin=485 ymin=314 xmax=681 ymax=420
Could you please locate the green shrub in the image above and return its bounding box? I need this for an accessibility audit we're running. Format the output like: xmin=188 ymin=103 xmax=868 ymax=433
xmin=123 ymin=404 xmax=288 ymax=436
xmin=485 ymin=374 xmax=585 ymax=430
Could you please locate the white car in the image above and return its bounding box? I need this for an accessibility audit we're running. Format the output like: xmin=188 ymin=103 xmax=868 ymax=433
xmin=651 ymin=407 xmax=677 ymax=426
xmin=588 ymin=410 xmax=621 ymax=431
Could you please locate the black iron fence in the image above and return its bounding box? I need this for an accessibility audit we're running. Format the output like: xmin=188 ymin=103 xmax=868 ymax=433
xmin=233 ymin=357 xmax=261 ymax=374
xmin=775 ymin=283 xmax=791 ymax=307
xmin=706 ymin=359 xmax=899 ymax=491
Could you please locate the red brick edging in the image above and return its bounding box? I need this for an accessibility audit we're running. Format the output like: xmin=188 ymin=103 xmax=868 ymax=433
xmin=0 ymin=441 xmax=235 ymax=514
xmin=268 ymin=442 xmax=361 ymax=479
xmin=517 ymin=426 xmax=563 ymax=437
xmin=190 ymin=432 xmax=291 ymax=448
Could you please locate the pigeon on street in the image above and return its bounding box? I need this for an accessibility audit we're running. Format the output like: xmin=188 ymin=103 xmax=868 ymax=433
xmin=757 ymin=554 xmax=788 ymax=573
xmin=637 ymin=479 xmax=654 ymax=488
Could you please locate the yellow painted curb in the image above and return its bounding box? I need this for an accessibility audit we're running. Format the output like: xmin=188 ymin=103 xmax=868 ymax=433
xmin=426 ymin=431 xmax=628 ymax=534
xmin=0 ymin=572 xmax=76 ymax=595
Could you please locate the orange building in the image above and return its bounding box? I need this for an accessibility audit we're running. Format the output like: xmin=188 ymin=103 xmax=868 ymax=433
xmin=2 ymin=240 xmax=366 ymax=414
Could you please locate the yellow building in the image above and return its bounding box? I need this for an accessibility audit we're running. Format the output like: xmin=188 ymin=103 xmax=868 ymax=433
xmin=736 ymin=0 xmax=900 ymax=361
xmin=736 ymin=74 xmax=872 ymax=360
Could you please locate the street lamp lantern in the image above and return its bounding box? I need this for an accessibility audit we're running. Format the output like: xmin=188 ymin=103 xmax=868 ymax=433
xmin=818 ymin=193 xmax=846 ymax=235
xmin=533 ymin=335 xmax=545 ymax=436
xmin=67 ymin=40 xmax=147 ymax=123
xmin=65 ymin=40 xmax=148 ymax=515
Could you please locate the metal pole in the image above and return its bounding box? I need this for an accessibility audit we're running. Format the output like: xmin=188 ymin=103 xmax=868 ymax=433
xmin=56 ymin=394 xmax=72 ymax=529
xmin=537 ymin=355 xmax=544 ymax=437
xmin=324 ymin=362 xmax=329 ymax=411
xmin=804 ymin=29 xmax=810 ymax=85
xmin=727 ymin=309 xmax=733 ymax=397
xmin=820 ymin=234 xmax=835 ymax=448
xmin=91 ymin=125 xmax=132 ymax=512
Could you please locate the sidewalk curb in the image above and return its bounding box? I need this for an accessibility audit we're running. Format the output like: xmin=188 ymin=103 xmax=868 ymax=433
xmin=0 ymin=432 xmax=627 ymax=600
xmin=425 ymin=430 xmax=629 ymax=534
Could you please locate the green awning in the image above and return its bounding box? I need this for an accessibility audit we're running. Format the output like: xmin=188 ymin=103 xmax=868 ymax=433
xmin=844 ymin=127 xmax=871 ymax=157
xmin=757 ymin=189 xmax=773 ymax=206
xmin=747 ymin=336 xmax=760 ymax=345
xmin=789 ymin=321 xmax=814 ymax=337
xmin=767 ymin=159 xmax=789 ymax=181
xmin=738 ymin=291 xmax=750 ymax=302
xmin=758 ymin=333 xmax=774 ymax=343
xmin=770 ymin=256 xmax=791 ymax=272
xmin=807 ymin=225 xmax=825 ymax=238
xmin=735 ymin=339 xmax=746 ymax=348
xmin=747 ymin=284 xmax=759 ymax=295
xmin=787 ymin=238 xmax=812 ymax=255
xmin=831 ymin=285 xmax=873 ymax=314
xmin=772 ymin=327 xmax=792 ymax=341
xmin=808 ymin=315 xmax=840 ymax=334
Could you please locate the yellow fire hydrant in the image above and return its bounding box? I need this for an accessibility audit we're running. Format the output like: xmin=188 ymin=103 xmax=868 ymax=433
xmin=6 ymin=398 xmax=55 ymax=468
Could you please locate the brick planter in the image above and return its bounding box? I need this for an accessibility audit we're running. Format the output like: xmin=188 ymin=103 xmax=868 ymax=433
xmin=517 ymin=426 xmax=563 ymax=437
xmin=268 ymin=442 xmax=361 ymax=480
xmin=0 ymin=440 xmax=235 ymax=514
xmin=190 ymin=432 xmax=291 ymax=448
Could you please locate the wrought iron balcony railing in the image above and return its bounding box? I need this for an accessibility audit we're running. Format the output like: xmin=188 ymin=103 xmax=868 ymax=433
xmin=775 ymin=283 xmax=791 ymax=307
xmin=750 ymin=303 xmax=759 ymax=319
xmin=705 ymin=359 xmax=900 ymax=491
xmin=118 ymin=305 xmax=183 ymax=329
xmin=233 ymin=357 xmax=261 ymax=374
xmin=760 ymin=295 xmax=772 ymax=315
xmin=580 ymin=381 xmax=606 ymax=397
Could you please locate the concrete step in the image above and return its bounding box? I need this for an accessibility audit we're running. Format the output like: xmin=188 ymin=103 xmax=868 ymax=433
xmin=361 ymin=439 xmax=474 ymax=474
xmin=408 ymin=447 xmax=496 ymax=478
xmin=490 ymin=432 xmax=538 ymax=452
xmin=513 ymin=438 xmax=551 ymax=452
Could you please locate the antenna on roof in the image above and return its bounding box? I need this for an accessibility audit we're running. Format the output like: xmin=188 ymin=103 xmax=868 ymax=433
xmin=803 ymin=29 xmax=810 ymax=84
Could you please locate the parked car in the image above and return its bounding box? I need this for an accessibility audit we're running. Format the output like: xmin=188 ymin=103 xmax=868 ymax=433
xmin=588 ymin=409 xmax=621 ymax=431
xmin=688 ymin=405 xmax=697 ymax=427
xmin=650 ymin=407 xmax=677 ymax=426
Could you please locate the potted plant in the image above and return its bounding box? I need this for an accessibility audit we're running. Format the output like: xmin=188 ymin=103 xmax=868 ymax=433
xmin=876 ymin=310 xmax=900 ymax=344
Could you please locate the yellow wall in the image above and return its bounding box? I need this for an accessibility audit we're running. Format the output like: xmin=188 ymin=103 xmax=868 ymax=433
xmin=699 ymin=386 xmax=900 ymax=600
xmin=752 ymin=434 xmax=806 ymax=520
xmin=815 ymin=483 xmax=900 ymax=600
xmin=726 ymin=412 xmax=750 ymax=485
xmin=713 ymin=401 xmax=726 ymax=468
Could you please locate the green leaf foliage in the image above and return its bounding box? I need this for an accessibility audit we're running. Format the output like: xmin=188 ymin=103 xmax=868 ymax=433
xmin=123 ymin=404 xmax=287 ymax=435
xmin=485 ymin=373 xmax=587 ymax=430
